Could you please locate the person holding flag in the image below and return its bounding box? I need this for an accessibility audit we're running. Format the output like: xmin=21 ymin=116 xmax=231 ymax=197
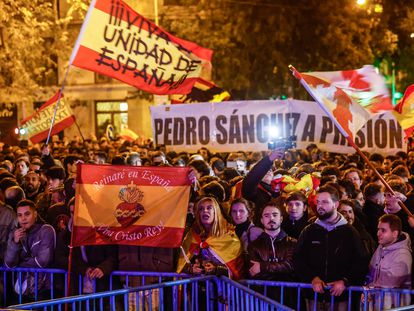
xmin=177 ymin=196 xmax=244 ymax=280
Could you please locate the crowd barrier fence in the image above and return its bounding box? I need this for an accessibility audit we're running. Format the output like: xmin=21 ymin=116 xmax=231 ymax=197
xmin=3 ymin=267 xmax=414 ymax=310
xmin=242 ymin=279 xmax=414 ymax=311
xmin=0 ymin=267 xmax=188 ymax=308
xmin=6 ymin=275 xmax=293 ymax=311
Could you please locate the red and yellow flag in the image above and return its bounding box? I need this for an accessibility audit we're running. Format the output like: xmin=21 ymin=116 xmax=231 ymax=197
xmin=69 ymin=0 xmax=212 ymax=95
xmin=177 ymin=229 xmax=244 ymax=280
xmin=20 ymin=92 xmax=75 ymax=143
xmin=392 ymin=85 xmax=414 ymax=139
xmin=171 ymin=78 xmax=231 ymax=104
xmin=292 ymin=65 xmax=392 ymax=140
xmin=72 ymin=164 xmax=191 ymax=248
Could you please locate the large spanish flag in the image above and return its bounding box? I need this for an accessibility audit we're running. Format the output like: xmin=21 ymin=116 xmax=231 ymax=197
xmin=20 ymin=91 xmax=75 ymax=143
xmin=177 ymin=229 xmax=244 ymax=280
xmin=392 ymin=84 xmax=414 ymax=139
xmin=69 ymin=0 xmax=212 ymax=95
xmin=72 ymin=164 xmax=191 ymax=248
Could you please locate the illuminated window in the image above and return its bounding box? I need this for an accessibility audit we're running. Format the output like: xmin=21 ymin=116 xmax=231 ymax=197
xmin=95 ymin=101 xmax=128 ymax=138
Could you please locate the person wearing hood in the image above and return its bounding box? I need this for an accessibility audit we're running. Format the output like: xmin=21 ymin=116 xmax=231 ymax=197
xmin=293 ymin=185 xmax=368 ymax=311
xmin=366 ymin=214 xmax=412 ymax=310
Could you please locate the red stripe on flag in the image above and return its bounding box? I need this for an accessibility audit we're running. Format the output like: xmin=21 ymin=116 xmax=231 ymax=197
xmin=72 ymin=225 xmax=185 ymax=248
xmin=93 ymin=0 xmax=212 ymax=61
xmin=226 ymin=255 xmax=245 ymax=280
xmin=71 ymin=45 xmax=200 ymax=95
xmin=21 ymin=92 xmax=62 ymax=125
xmin=77 ymin=164 xmax=191 ymax=186
xmin=29 ymin=116 xmax=75 ymax=144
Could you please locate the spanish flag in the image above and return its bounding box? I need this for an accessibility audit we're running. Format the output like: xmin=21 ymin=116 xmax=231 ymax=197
xmin=20 ymin=91 xmax=75 ymax=143
xmin=177 ymin=229 xmax=244 ymax=280
xmin=392 ymin=84 xmax=414 ymax=139
xmin=69 ymin=0 xmax=212 ymax=95
xmin=171 ymin=78 xmax=231 ymax=104
xmin=72 ymin=164 xmax=191 ymax=248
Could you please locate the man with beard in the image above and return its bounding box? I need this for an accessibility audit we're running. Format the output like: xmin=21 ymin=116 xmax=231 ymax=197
xmin=248 ymin=200 xmax=296 ymax=280
xmin=294 ymin=185 xmax=368 ymax=311
xmin=23 ymin=171 xmax=43 ymax=201
xmin=247 ymin=200 xmax=297 ymax=307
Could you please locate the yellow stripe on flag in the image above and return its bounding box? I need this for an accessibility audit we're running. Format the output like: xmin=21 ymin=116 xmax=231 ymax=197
xmin=79 ymin=9 xmax=203 ymax=79
xmin=75 ymin=184 xmax=190 ymax=227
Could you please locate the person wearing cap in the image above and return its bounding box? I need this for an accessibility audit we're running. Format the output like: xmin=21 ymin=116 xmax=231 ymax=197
xmin=29 ymin=158 xmax=43 ymax=172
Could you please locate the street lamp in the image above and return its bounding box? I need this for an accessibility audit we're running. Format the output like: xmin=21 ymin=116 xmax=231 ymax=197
xmin=356 ymin=0 xmax=366 ymax=5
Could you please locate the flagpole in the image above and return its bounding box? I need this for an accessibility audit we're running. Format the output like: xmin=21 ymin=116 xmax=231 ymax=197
xmin=45 ymin=0 xmax=98 ymax=145
xmin=289 ymin=64 xmax=413 ymax=218
xmin=74 ymin=119 xmax=85 ymax=143
xmin=154 ymin=0 xmax=159 ymax=25
xmin=45 ymin=69 xmax=70 ymax=145
xmin=66 ymin=215 xmax=76 ymax=301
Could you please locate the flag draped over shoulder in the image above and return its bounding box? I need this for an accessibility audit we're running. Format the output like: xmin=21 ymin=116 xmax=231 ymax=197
xmin=171 ymin=78 xmax=231 ymax=104
xmin=177 ymin=229 xmax=244 ymax=280
xmin=69 ymin=0 xmax=213 ymax=95
xmin=392 ymin=84 xmax=414 ymax=139
xmin=73 ymin=164 xmax=191 ymax=248
xmin=294 ymin=65 xmax=392 ymax=139
xmin=20 ymin=92 xmax=75 ymax=143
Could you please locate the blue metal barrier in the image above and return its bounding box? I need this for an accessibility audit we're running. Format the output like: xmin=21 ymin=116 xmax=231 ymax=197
xmin=216 ymin=276 xmax=293 ymax=311
xmin=7 ymin=276 xmax=216 ymax=311
xmin=0 ymin=268 xmax=188 ymax=308
xmin=389 ymin=305 xmax=414 ymax=311
xmin=0 ymin=267 xmax=67 ymax=306
xmin=7 ymin=276 xmax=295 ymax=311
xmin=3 ymin=269 xmax=414 ymax=311
xmin=242 ymin=279 xmax=414 ymax=311
xmin=109 ymin=270 xmax=189 ymax=290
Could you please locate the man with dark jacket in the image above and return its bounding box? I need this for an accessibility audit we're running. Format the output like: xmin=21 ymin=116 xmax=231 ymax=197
xmin=294 ymin=185 xmax=368 ymax=310
xmin=282 ymin=191 xmax=309 ymax=239
xmin=362 ymin=183 xmax=385 ymax=242
xmin=5 ymin=200 xmax=56 ymax=299
xmin=248 ymin=200 xmax=296 ymax=280
xmin=0 ymin=202 xmax=16 ymax=262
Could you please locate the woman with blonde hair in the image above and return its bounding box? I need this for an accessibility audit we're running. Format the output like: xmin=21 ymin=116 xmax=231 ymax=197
xmin=177 ymin=196 xmax=244 ymax=280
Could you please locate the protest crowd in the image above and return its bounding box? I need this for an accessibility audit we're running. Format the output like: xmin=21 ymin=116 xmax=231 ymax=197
xmin=1 ymin=134 xmax=414 ymax=310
